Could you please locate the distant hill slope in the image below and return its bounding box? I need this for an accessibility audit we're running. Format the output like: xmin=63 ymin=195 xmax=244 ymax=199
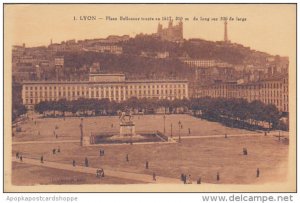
xmin=60 ymin=35 xmax=272 ymax=79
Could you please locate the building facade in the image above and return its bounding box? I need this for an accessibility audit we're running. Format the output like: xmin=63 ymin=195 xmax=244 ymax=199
xmin=22 ymin=74 xmax=189 ymax=109
xmin=193 ymin=75 xmax=288 ymax=112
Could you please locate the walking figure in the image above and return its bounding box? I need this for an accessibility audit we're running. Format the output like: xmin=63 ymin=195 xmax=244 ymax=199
xmin=57 ymin=146 xmax=60 ymax=153
xmin=187 ymin=175 xmax=192 ymax=184
xmin=217 ymin=172 xmax=220 ymax=181
xmin=126 ymin=154 xmax=129 ymax=162
xmin=197 ymin=177 xmax=201 ymax=184
xmin=40 ymin=156 xmax=44 ymax=163
xmin=188 ymin=128 xmax=191 ymax=135
xmin=256 ymin=168 xmax=260 ymax=178
xmin=153 ymin=172 xmax=156 ymax=181
xmin=243 ymin=148 xmax=248 ymax=155
xmin=56 ymin=134 xmax=58 ymax=139
xmin=72 ymin=160 xmax=76 ymax=167
xmin=16 ymin=152 xmax=19 ymax=159
xmin=52 ymin=148 xmax=56 ymax=154
xmin=20 ymin=155 xmax=23 ymax=162
xmin=145 ymin=161 xmax=149 ymax=169
xmin=183 ymin=174 xmax=187 ymax=184
xmin=85 ymin=157 xmax=89 ymax=167
xmin=181 ymin=173 xmax=185 ymax=182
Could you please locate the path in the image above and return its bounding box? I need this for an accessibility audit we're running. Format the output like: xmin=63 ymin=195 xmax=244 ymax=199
xmin=12 ymin=132 xmax=288 ymax=145
xmin=12 ymin=140 xmax=79 ymax=145
xmin=12 ymin=157 xmax=181 ymax=184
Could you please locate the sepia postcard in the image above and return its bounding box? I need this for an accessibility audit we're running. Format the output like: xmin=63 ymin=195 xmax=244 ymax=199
xmin=3 ymin=3 xmax=296 ymax=192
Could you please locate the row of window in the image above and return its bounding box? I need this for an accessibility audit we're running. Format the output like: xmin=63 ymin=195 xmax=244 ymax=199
xmin=24 ymin=95 xmax=185 ymax=105
xmin=24 ymin=88 xmax=186 ymax=98
xmin=24 ymin=84 xmax=186 ymax=91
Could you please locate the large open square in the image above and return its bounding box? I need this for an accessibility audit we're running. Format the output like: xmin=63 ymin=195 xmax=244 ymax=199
xmin=11 ymin=114 xmax=289 ymax=185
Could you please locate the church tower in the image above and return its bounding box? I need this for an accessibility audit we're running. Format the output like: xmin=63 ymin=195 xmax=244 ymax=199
xmin=224 ymin=20 xmax=229 ymax=42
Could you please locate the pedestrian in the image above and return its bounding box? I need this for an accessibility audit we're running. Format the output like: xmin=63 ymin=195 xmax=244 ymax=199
xmin=40 ymin=155 xmax=44 ymax=163
xmin=85 ymin=157 xmax=89 ymax=167
xmin=181 ymin=173 xmax=184 ymax=182
xmin=197 ymin=177 xmax=201 ymax=184
xmin=225 ymin=134 xmax=227 ymax=138
xmin=57 ymin=146 xmax=60 ymax=153
xmin=153 ymin=172 xmax=156 ymax=181
xmin=264 ymin=132 xmax=267 ymax=136
xmin=102 ymin=149 xmax=105 ymax=156
xmin=56 ymin=134 xmax=58 ymax=139
xmin=187 ymin=174 xmax=192 ymax=184
xmin=101 ymin=168 xmax=105 ymax=177
xmin=99 ymin=149 xmax=102 ymax=156
xmin=20 ymin=155 xmax=23 ymax=162
xmin=72 ymin=160 xmax=76 ymax=167
xmin=183 ymin=174 xmax=187 ymax=184
xmin=243 ymin=148 xmax=248 ymax=155
xmin=111 ymin=123 xmax=113 ymax=128
xmin=52 ymin=148 xmax=56 ymax=154
xmin=145 ymin=161 xmax=149 ymax=169
xmin=217 ymin=172 xmax=220 ymax=181
xmin=126 ymin=154 xmax=129 ymax=162
xmin=96 ymin=169 xmax=99 ymax=178
xmin=16 ymin=152 xmax=19 ymax=159
xmin=188 ymin=128 xmax=191 ymax=135
xmin=256 ymin=168 xmax=260 ymax=178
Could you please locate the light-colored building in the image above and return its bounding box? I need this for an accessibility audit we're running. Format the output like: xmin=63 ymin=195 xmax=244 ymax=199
xmin=194 ymin=74 xmax=288 ymax=112
xmin=182 ymin=59 xmax=233 ymax=68
xmin=22 ymin=73 xmax=189 ymax=109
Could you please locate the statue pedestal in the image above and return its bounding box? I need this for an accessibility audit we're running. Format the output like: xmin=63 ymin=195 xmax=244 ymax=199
xmin=120 ymin=122 xmax=135 ymax=136
xmin=83 ymin=135 xmax=90 ymax=146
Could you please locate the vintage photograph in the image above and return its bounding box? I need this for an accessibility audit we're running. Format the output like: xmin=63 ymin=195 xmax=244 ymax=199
xmin=4 ymin=4 xmax=296 ymax=192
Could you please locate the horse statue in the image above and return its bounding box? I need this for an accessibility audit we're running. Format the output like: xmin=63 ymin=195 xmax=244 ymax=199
xmin=119 ymin=109 xmax=133 ymax=123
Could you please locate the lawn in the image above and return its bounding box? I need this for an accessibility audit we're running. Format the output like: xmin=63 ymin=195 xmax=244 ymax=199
xmin=11 ymin=114 xmax=288 ymax=185
xmin=13 ymin=114 xmax=254 ymax=142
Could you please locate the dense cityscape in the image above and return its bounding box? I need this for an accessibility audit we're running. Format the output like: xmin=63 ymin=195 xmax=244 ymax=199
xmin=9 ymin=5 xmax=292 ymax=188
xmin=12 ymin=20 xmax=289 ymax=129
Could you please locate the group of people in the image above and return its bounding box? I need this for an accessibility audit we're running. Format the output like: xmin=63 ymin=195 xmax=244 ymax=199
xmin=181 ymin=174 xmax=193 ymax=184
xmin=99 ymin=149 xmax=105 ymax=156
xmin=96 ymin=168 xmax=105 ymax=178
xmin=15 ymin=152 xmax=23 ymax=161
xmin=52 ymin=147 xmax=60 ymax=154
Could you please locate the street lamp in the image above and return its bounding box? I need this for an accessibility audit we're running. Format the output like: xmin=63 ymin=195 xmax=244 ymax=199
xmin=178 ymin=121 xmax=182 ymax=143
xmin=163 ymin=114 xmax=166 ymax=134
xmin=171 ymin=123 xmax=173 ymax=138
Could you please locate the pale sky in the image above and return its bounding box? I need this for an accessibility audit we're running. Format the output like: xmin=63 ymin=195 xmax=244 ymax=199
xmin=4 ymin=4 xmax=296 ymax=57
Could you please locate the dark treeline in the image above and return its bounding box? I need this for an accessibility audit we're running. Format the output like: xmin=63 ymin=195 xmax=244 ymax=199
xmin=34 ymin=97 xmax=284 ymax=131
xmin=62 ymin=52 xmax=192 ymax=80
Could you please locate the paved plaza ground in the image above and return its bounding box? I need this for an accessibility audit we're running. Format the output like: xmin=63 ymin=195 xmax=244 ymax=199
xmin=12 ymin=114 xmax=289 ymax=185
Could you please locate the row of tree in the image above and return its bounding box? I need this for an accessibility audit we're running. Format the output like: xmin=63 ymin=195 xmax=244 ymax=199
xmin=189 ymin=97 xmax=281 ymax=130
xmin=34 ymin=97 xmax=283 ymax=130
